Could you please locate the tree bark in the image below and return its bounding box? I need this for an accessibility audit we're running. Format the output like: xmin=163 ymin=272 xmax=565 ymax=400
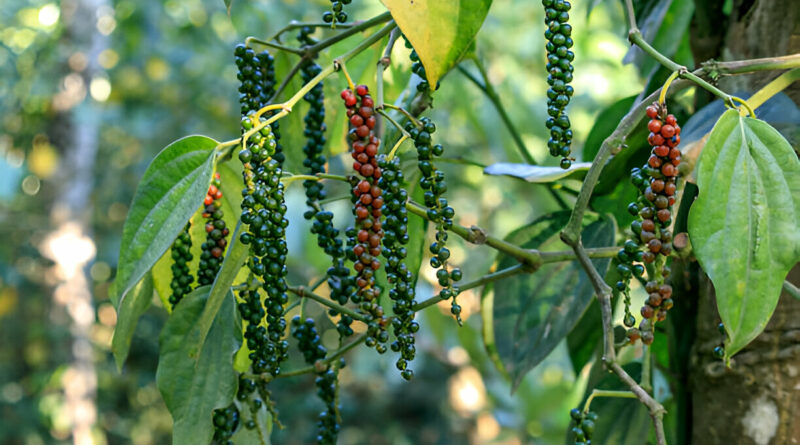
xmin=689 ymin=1 xmax=800 ymax=443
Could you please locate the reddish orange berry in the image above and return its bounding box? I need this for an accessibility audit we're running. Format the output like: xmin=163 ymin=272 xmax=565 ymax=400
xmin=660 ymin=124 xmax=676 ymax=138
xmin=665 ymin=114 xmax=677 ymax=126
xmin=654 ymin=145 xmax=670 ymax=157
xmin=646 ymin=105 xmax=658 ymax=119
xmin=661 ymin=163 xmax=676 ymax=177
xmin=648 ymin=119 xmax=662 ymax=133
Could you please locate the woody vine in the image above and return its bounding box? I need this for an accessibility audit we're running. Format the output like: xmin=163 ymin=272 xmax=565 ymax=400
xmin=110 ymin=1 xmax=800 ymax=444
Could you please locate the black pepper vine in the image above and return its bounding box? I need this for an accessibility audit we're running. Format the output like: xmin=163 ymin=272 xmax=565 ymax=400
xmin=542 ymin=0 xmax=575 ymax=169
xmin=197 ymin=173 xmax=229 ymax=287
xmin=341 ymin=84 xmax=389 ymax=353
xmin=322 ymin=0 xmax=350 ymax=26
xmin=168 ymin=223 xmax=193 ymax=308
xmin=406 ymin=117 xmax=463 ymax=323
xmin=298 ymin=27 xmax=356 ymax=338
xmin=291 ymin=316 xmax=340 ymax=444
xmin=617 ymin=101 xmax=681 ymax=345
xmin=377 ymin=154 xmax=419 ymax=380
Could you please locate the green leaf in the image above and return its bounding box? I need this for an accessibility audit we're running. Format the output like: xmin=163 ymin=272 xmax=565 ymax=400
xmin=111 ymin=271 xmax=154 ymax=370
xmin=156 ymin=286 xmax=242 ymax=444
xmin=483 ymin=162 xmax=591 ymax=183
xmin=566 ymin=299 xmax=602 ymax=375
xmin=688 ymin=110 xmax=800 ymax=358
xmin=112 ymin=135 xmax=218 ymax=309
xmin=187 ymin=221 xmax=250 ymax=359
xmin=379 ymin=0 xmax=492 ymax=87
xmin=224 ymin=0 xmax=232 ymax=14
xmin=151 ymin=160 xmax=244 ymax=311
xmin=483 ymin=212 xmax=616 ymax=389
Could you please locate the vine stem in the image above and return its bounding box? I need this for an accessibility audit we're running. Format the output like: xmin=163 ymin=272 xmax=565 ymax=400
xmin=267 ymin=20 xmax=355 ymax=42
xmin=250 ymin=334 xmax=368 ymax=381
xmin=244 ymin=36 xmax=304 ymax=55
xmin=287 ymin=286 xmax=369 ymax=323
xmin=582 ymin=389 xmax=638 ymax=413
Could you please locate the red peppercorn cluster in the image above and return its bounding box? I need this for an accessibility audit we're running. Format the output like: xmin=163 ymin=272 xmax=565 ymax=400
xmin=341 ymin=85 xmax=383 ymax=299
xmin=198 ymin=173 xmax=230 ymax=286
xmin=620 ymin=102 xmax=682 ymax=345
xmin=641 ymin=102 xmax=680 ymax=263
xmin=341 ymin=85 xmax=390 ymax=353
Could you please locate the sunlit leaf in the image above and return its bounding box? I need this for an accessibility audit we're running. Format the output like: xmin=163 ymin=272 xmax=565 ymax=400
xmin=688 ymin=110 xmax=800 ymax=359
xmin=483 ymin=162 xmax=591 ymax=183
xmin=156 ymin=286 xmax=242 ymax=444
xmin=379 ymin=0 xmax=492 ymax=87
xmin=112 ymin=135 xmax=218 ymax=309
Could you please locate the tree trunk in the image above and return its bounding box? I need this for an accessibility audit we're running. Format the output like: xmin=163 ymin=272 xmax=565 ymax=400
xmin=688 ymin=1 xmax=800 ymax=443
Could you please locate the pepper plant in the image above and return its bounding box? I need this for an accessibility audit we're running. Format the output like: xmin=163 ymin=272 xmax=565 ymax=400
xmin=110 ymin=0 xmax=800 ymax=444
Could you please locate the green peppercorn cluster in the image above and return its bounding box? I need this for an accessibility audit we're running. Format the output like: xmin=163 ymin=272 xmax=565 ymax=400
xmin=198 ymin=174 xmax=229 ymax=286
xmin=322 ymin=0 xmax=350 ymax=25
xmin=235 ymin=374 xmax=274 ymax=432
xmin=376 ymin=154 xmax=419 ymax=380
xmin=616 ymin=102 xmax=682 ymax=345
xmin=212 ymin=404 xmax=240 ymax=445
xmin=400 ymin=36 xmax=436 ymax=92
xmin=406 ymin=117 xmax=463 ymax=323
xmin=238 ymin=117 xmax=290 ymax=376
xmin=341 ymin=85 xmax=390 ymax=353
xmin=234 ymin=44 xmax=284 ymax=165
xmin=168 ymin=224 xmax=194 ymax=307
xmin=291 ymin=316 xmax=341 ymax=444
xmin=568 ymin=408 xmax=597 ymax=444
xmin=297 ymin=31 xmax=357 ymax=338
xmin=542 ymin=0 xmax=576 ymax=169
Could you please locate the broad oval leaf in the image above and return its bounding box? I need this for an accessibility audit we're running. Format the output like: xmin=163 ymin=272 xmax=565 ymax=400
xmin=112 ymin=135 xmax=218 ymax=308
xmin=483 ymin=162 xmax=591 ymax=183
xmin=111 ymin=271 xmax=154 ymax=369
xmin=156 ymin=286 xmax=242 ymax=444
xmin=380 ymin=0 xmax=492 ymax=87
xmin=482 ymin=212 xmax=616 ymax=389
xmin=688 ymin=109 xmax=800 ymax=359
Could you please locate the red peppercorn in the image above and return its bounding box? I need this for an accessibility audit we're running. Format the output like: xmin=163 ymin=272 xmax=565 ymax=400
xmin=654 ymin=145 xmax=669 ymax=157
xmin=648 ymin=119 xmax=662 ymax=133
xmin=646 ymin=105 xmax=658 ymax=119
xmin=355 ymin=84 xmax=369 ymax=96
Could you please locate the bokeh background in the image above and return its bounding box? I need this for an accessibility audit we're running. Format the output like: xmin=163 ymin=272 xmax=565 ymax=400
xmin=0 ymin=0 xmax=650 ymax=443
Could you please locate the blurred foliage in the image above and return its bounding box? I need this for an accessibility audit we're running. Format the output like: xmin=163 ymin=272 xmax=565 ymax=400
xmin=0 ymin=0 xmax=655 ymax=443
